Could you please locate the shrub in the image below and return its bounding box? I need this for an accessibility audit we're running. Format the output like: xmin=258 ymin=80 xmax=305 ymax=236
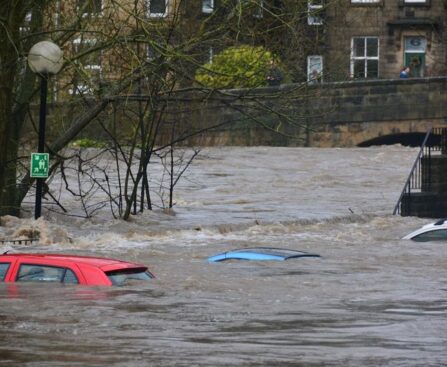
xmin=195 ymin=45 xmax=280 ymax=89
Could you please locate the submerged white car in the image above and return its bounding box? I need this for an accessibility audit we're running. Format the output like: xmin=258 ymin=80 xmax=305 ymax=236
xmin=403 ymin=218 xmax=447 ymax=242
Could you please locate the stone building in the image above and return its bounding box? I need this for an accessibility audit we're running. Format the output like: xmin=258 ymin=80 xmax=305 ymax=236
xmin=182 ymin=0 xmax=447 ymax=83
xmin=321 ymin=0 xmax=447 ymax=80
xmin=23 ymin=0 xmax=447 ymax=98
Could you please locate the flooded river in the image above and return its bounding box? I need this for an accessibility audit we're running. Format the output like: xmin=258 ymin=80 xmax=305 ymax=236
xmin=1 ymin=146 xmax=446 ymax=366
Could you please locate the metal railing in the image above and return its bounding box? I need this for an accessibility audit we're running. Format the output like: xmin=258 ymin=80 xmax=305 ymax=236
xmin=393 ymin=127 xmax=447 ymax=215
xmin=0 ymin=238 xmax=39 ymax=245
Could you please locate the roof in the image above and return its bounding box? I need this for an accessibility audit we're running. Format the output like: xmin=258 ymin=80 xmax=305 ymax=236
xmin=0 ymin=253 xmax=143 ymax=270
xmin=208 ymin=247 xmax=320 ymax=262
xmin=402 ymin=218 xmax=447 ymax=240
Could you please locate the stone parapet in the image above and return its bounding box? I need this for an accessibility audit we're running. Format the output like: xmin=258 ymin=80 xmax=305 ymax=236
xmin=30 ymin=77 xmax=447 ymax=148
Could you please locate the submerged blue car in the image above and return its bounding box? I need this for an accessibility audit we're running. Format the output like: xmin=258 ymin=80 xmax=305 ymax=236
xmin=208 ymin=247 xmax=320 ymax=262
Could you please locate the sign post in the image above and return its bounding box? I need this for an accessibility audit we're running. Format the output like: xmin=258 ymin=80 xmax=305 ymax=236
xmin=28 ymin=41 xmax=63 ymax=220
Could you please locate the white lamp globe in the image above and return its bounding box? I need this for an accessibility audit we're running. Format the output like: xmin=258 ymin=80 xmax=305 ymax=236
xmin=28 ymin=41 xmax=64 ymax=75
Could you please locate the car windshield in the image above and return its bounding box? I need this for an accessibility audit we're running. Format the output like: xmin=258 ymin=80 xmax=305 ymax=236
xmin=231 ymin=248 xmax=309 ymax=257
xmin=105 ymin=268 xmax=153 ymax=286
xmin=412 ymin=229 xmax=447 ymax=242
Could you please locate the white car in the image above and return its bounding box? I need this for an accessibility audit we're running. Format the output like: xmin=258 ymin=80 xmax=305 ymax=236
xmin=403 ymin=218 xmax=447 ymax=242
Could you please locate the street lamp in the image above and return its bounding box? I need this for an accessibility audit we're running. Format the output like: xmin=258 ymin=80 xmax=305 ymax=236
xmin=28 ymin=41 xmax=63 ymax=219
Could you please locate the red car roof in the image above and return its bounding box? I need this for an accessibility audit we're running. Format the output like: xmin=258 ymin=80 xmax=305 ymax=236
xmin=0 ymin=253 xmax=145 ymax=270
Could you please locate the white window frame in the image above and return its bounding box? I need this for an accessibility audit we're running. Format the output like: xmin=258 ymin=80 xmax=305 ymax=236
xmin=253 ymin=0 xmax=263 ymax=18
xmin=350 ymin=36 xmax=379 ymax=79
xmin=202 ymin=0 xmax=214 ymax=13
xmin=77 ymin=0 xmax=103 ymax=17
xmin=71 ymin=38 xmax=102 ymax=95
xmin=351 ymin=0 xmax=380 ymax=3
xmin=148 ymin=0 xmax=168 ymax=17
xmin=308 ymin=0 xmax=323 ymax=26
xmin=404 ymin=0 xmax=426 ymax=3
xmin=307 ymin=55 xmax=323 ymax=83
xmin=238 ymin=0 xmax=263 ymax=18
xmin=208 ymin=47 xmax=214 ymax=64
xmin=20 ymin=11 xmax=32 ymax=34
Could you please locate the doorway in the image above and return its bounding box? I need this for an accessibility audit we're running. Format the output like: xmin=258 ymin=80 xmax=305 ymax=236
xmin=404 ymin=37 xmax=426 ymax=77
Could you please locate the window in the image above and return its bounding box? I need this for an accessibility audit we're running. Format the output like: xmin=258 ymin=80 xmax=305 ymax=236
xmin=77 ymin=0 xmax=102 ymax=16
xmin=0 ymin=263 xmax=10 ymax=281
xmin=202 ymin=0 xmax=214 ymax=13
xmin=106 ymin=269 xmax=153 ymax=286
xmin=404 ymin=0 xmax=426 ymax=3
xmin=20 ymin=12 xmax=32 ymax=34
xmin=208 ymin=46 xmax=214 ymax=64
xmin=148 ymin=0 xmax=167 ymax=17
xmin=412 ymin=230 xmax=447 ymax=242
xmin=308 ymin=0 xmax=323 ymax=25
xmin=351 ymin=37 xmax=379 ymax=79
xmin=307 ymin=55 xmax=323 ymax=83
xmin=351 ymin=0 xmax=380 ymax=3
xmin=238 ymin=0 xmax=263 ymax=18
xmin=70 ymin=38 xmax=101 ymax=95
xmin=253 ymin=0 xmax=263 ymax=18
xmin=147 ymin=44 xmax=158 ymax=61
xmin=16 ymin=264 xmax=79 ymax=284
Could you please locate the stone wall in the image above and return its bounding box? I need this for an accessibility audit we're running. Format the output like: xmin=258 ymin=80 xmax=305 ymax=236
xmin=40 ymin=77 xmax=447 ymax=148
xmin=165 ymin=77 xmax=447 ymax=147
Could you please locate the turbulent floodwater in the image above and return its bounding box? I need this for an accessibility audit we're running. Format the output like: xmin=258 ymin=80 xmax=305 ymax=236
xmin=1 ymin=146 xmax=447 ymax=366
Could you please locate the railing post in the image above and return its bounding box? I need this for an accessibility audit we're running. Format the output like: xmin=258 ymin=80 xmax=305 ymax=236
xmin=442 ymin=128 xmax=447 ymax=155
xmin=393 ymin=127 xmax=433 ymax=215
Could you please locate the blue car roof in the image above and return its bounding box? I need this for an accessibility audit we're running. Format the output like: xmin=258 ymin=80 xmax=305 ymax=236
xmin=208 ymin=247 xmax=320 ymax=262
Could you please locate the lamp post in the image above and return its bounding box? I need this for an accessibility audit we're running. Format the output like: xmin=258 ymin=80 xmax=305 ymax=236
xmin=28 ymin=41 xmax=63 ymax=219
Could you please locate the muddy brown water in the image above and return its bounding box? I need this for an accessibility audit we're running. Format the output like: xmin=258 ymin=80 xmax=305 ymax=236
xmin=1 ymin=147 xmax=446 ymax=366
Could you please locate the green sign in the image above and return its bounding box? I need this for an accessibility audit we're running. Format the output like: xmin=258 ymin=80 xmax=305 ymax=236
xmin=30 ymin=153 xmax=49 ymax=178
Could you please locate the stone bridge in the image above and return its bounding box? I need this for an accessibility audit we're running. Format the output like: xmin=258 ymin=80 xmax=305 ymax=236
xmin=44 ymin=77 xmax=447 ymax=148
xmin=168 ymin=77 xmax=447 ymax=147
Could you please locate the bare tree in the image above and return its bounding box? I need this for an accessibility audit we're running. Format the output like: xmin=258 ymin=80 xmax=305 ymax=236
xmin=1 ymin=0 xmax=337 ymax=219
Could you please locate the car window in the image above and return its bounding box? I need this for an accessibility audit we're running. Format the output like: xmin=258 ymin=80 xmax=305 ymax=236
xmin=63 ymin=269 xmax=79 ymax=284
xmin=412 ymin=229 xmax=447 ymax=242
xmin=0 ymin=263 xmax=10 ymax=281
xmin=16 ymin=264 xmax=79 ymax=284
xmin=106 ymin=269 xmax=153 ymax=286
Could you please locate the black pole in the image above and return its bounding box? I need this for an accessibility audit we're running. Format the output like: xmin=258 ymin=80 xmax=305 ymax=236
xmin=34 ymin=75 xmax=48 ymax=219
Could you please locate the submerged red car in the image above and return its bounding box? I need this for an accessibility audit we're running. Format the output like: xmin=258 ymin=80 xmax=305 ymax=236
xmin=0 ymin=253 xmax=154 ymax=286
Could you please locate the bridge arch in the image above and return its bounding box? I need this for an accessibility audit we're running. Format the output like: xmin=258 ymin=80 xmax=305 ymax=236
xmin=357 ymin=132 xmax=428 ymax=147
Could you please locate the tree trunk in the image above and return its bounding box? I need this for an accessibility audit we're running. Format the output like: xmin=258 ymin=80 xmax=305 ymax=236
xmin=0 ymin=4 xmax=21 ymax=216
xmin=0 ymin=1 xmax=44 ymax=217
